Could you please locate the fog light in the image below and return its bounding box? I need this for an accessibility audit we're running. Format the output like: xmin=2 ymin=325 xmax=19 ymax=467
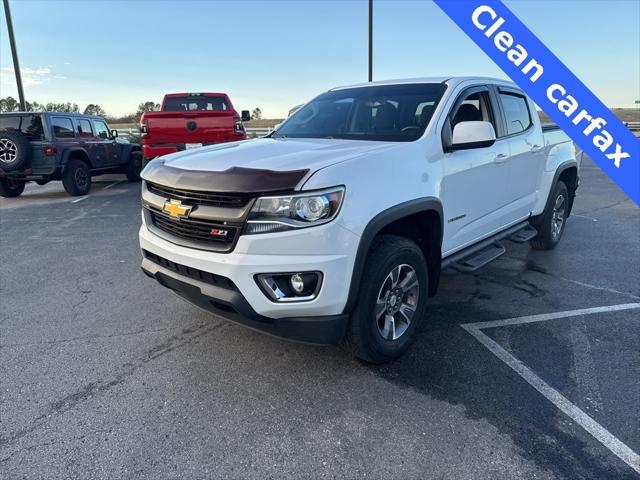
xmin=256 ymin=271 xmax=323 ymax=302
xmin=290 ymin=273 xmax=305 ymax=294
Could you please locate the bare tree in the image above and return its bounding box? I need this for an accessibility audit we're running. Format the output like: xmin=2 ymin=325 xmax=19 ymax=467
xmin=84 ymin=104 xmax=106 ymax=116
xmin=26 ymin=101 xmax=44 ymax=112
xmin=136 ymin=101 xmax=160 ymax=121
xmin=251 ymin=107 xmax=262 ymax=120
xmin=44 ymin=102 xmax=79 ymax=113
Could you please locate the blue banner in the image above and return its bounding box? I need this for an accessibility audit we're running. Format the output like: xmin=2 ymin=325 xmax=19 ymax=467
xmin=434 ymin=0 xmax=640 ymax=206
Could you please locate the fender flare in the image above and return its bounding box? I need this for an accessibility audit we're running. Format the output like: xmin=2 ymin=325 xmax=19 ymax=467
xmin=61 ymin=147 xmax=92 ymax=170
xmin=121 ymin=143 xmax=141 ymax=160
xmin=533 ymin=160 xmax=578 ymax=223
xmin=342 ymin=197 xmax=443 ymax=314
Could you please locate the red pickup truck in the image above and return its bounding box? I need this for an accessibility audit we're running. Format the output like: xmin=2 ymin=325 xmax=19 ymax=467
xmin=140 ymin=93 xmax=250 ymax=163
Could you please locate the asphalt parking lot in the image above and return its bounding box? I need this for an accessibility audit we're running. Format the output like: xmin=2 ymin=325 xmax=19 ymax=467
xmin=1 ymin=159 xmax=638 ymax=479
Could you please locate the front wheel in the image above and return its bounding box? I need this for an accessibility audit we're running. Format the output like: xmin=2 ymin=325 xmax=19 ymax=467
xmin=0 ymin=177 xmax=26 ymax=198
xmin=344 ymin=235 xmax=429 ymax=364
xmin=62 ymin=159 xmax=91 ymax=196
xmin=530 ymin=180 xmax=569 ymax=251
xmin=125 ymin=151 xmax=143 ymax=182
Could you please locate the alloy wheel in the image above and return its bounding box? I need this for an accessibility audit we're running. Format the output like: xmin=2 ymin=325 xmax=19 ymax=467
xmin=551 ymin=193 xmax=566 ymax=241
xmin=0 ymin=139 xmax=17 ymax=164
xmin=75 ymin=167 xmax=88 ymax=189
xmin=375 ymin=264 xmax=419 ymax=341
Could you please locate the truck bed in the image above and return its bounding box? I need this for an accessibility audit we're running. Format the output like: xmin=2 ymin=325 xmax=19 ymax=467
xmin=542 ymin=123 xmax=571 ymax=146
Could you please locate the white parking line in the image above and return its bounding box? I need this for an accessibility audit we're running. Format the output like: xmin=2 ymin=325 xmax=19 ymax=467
xmin=103 ymin=181 xmax=122 ymax=190
xmin=572 ymin=213 xmax=599 ymax=222
xmin=557 ymin=278 xmax=640 ymax=300
xmin=462 ymin=303 xmax=640 ymax=475
xmin=71 ymin=196 xmax=89 ymax=203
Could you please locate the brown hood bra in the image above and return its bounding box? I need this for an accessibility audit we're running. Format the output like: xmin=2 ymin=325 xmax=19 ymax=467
xmin=141 ymin=160 xmax=310 ymax=194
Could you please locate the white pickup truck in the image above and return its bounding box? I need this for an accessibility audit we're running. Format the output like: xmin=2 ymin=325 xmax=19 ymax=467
xmin=139 ymin=77 xmax=579 ymax=363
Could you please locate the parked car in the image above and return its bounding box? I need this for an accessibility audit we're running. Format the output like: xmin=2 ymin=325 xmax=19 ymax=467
xmin=138 ymin=77 xmax=580 ymax=363
xmin=0 ymin=112 xmax=142 ymax=197
xmin=139 ymin=92 xmax=250 ymax=164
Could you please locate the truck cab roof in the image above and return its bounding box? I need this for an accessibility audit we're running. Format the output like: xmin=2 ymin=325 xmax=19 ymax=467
xmin=331 ymin=76 xmax=518 ymax=91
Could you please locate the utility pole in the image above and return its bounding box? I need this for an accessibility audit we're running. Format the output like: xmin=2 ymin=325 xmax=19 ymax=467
xmin=368 ymin=0 xmax=373 ymax=82
xmin=3 ymin=0 xmax=26 ymax=110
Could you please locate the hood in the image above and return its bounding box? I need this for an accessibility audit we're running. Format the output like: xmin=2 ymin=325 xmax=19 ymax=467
xmin=162 ymin=137 xmax=398 ymax=173
xmin=142 ymin=138 xmax=399 ymax=193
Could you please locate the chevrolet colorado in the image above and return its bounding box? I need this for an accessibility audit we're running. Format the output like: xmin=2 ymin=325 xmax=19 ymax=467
xmin=139 ymin=77 xmax=579 ymax=363
xmin=140 ymin=93 xmax=250 ymax=164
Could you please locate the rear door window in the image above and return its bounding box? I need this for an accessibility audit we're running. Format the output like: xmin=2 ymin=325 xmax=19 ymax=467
xmin=0 ymin=115 xmax=45 ymax=140
xmin=499 ymin=92 xmax=532 ymax=135
xmin=51 ymin=117 xmax=75 ymax=138
xmin=77 ymin=119 xmax=94 ymax=138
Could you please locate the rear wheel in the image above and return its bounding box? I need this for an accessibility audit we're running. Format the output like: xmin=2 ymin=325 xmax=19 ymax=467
xmin=344 ymin=235 xmax=429 ymax=364
xmin=530 ymin=180 xmax=569 ymax=250
xmin=125 ymin=151 xmax=143 ymax=182
xmin=62 ymin=159 xmax=91 ymax=196
xmin=0 ymin=177 xmax=26 ymax=198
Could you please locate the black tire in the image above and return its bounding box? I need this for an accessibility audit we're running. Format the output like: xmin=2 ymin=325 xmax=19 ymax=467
xmin=62 ymin=159 xmax=91 ymax=196
xmin=0 ymin=177 xmax=26 ymax=198
xmin=343 ymin=235 xmax=429 ymax=364
xmin=0 ymin=130 xmax=31 ymax=171
xmin=125 ymin=150 xmax=143 ymax=182
xmin=530 ymin=180 xmax=569 ymax=251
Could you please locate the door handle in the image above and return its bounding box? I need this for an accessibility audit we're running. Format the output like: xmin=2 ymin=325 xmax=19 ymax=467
xmin=494 ymin=153 xmax=508 ymax=164
xmin=531 ymin=144 xmax=543 ymax=153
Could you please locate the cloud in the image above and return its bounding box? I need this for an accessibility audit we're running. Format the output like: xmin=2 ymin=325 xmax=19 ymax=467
xmin=0 ymin=66 xmax=62 ymax=87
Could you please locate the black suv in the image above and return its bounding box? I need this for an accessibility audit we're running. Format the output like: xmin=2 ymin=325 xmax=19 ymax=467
xmin=0 ymin=112 xmax=142 ymax=197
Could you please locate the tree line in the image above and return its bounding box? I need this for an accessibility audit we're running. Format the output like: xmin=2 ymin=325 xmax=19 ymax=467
xmin=0 ymin=96 xmax=266 ymax=123
xmin=0 ymin=96 xmax=159 ymax=123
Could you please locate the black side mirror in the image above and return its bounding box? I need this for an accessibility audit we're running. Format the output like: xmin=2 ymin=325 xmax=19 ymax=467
xmin=241 ymin=110 xmax=251 ymax=122
xmin=111 ymin=129 xmax=118 ymax=139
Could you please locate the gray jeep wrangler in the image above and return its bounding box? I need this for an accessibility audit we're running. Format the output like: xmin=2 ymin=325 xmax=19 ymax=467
xmin=0 ymin=112 xmax=142 ymax=197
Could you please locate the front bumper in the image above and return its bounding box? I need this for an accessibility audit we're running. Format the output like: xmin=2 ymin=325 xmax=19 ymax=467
xmin=139 ymin=220 xmax=360 ymax=344
xmin=141 ymin=253 xmax=348 ymax=344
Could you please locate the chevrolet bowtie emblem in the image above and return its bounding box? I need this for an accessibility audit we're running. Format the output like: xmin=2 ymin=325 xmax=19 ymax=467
xmin=163 ymin=199 xmax=192 ymax=219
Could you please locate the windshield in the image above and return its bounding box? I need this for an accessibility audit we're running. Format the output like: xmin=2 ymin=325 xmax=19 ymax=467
xmin=163 ymin=95 xmax=229 ymax=112
xmin=275 ymin=83 xmax=447 ymax=142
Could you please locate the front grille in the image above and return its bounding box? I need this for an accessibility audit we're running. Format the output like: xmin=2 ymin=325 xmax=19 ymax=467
xmin=148 ymin=208 xmax=240 ymax=249
xmin=147 ymin=182 xmax=251 ymax=208
xmin=143 ymin=250 xmax=238 ymax=291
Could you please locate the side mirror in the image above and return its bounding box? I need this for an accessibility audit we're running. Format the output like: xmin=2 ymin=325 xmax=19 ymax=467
xmin=110 ymin=129 xmax=119 ymax=139
xmin=241 ymin=110 xmax=251 ymax=122
xmin=451 ymin=121 xmax=496 ymax=150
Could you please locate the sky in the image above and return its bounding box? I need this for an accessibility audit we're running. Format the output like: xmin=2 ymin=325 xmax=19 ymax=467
xmin=0 ymin=0 xmax=639 ymax=118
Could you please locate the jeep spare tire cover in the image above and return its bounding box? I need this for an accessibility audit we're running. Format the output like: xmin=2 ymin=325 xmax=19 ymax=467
xmin=0 ymin=130 xmax=31 ymax=171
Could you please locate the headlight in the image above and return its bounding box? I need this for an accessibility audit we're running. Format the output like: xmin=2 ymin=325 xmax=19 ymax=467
xmin=245 ymin=186 xmax=345 ymax=234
